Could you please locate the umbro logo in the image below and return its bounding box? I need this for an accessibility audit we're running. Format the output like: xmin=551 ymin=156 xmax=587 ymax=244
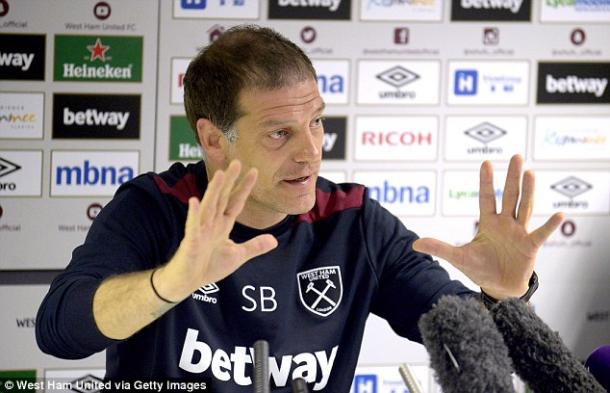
xmin=192 ymin=283 xmax=219 ymax=304
xmin=0 ymin=157 xmax=21 ymax=178
xmin=376 ymin=66 xmax=419 ymax=89
xmin=464 ymin=122 xmax=507 ymax=145
xmin=551 ymin=176 xmax=592 ymax=199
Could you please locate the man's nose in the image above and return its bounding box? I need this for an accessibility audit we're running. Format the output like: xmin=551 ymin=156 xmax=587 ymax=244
xmin=293 ymin=128 xmax=321 ymax=163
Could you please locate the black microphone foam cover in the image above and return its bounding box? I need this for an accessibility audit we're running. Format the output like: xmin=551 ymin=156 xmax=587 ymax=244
xmin=418 ymin=295 xmax=514 ymax=393
xmin=490 ymin=298 xmax=605 ymax=393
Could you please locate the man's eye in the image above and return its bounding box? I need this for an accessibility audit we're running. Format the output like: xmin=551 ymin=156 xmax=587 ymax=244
xmin=270 ymin=130 xmax=288 ymax=140
xmin=312 ymin=117 xmax=325 ymax=127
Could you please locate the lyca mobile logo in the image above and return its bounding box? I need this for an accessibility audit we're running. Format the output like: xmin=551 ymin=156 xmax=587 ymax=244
xmin=54 ymin=35 xmax=143 ymax=82
xmin=51 ymin=151 xmax=139 ymax=196
xmin=0 ymin=34 xmax=45 ymax=80
xmin=537 ymin=62 xmax=610 ymax=104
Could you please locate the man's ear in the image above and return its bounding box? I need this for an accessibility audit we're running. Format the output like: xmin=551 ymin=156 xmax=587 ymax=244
xmin=197 ymin=118 xmax=227 ymax=163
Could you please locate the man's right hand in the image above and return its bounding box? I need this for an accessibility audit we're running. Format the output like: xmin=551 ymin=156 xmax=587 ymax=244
xmin=152 ymin=160 xmax=279 ymax=302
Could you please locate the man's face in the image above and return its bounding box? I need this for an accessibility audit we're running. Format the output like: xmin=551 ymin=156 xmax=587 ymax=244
xmin=226 ymin=78 xmax=325 ymax=226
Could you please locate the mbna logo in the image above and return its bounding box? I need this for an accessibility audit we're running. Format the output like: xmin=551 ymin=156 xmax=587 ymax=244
xmin=55 ymin=160 xmax=133 ymax=186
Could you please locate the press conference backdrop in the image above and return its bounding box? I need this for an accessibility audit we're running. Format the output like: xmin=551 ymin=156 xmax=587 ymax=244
xmin=1 ymin=0 xmax=609 ymax=391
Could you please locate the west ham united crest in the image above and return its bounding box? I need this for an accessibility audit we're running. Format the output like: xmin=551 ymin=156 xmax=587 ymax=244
xmin=297 ymin=266 xmax=343 ymax=317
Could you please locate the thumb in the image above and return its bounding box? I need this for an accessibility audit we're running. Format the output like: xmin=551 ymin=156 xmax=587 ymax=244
xmin=413 ymin=238 xmax=462 ymax=266
xmin=239 ymin=234 xmax=278 ymax=262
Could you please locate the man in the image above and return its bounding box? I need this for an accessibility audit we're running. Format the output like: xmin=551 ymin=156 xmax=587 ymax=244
xmin=36 ymin=25 xmax=563 ymax=392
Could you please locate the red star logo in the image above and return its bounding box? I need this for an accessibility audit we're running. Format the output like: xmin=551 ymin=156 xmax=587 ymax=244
xmin=87 ymin=38 xmax=110 ymax=62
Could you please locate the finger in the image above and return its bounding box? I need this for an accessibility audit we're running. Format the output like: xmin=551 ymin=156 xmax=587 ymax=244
xmin=479 ymin=160 xmax=497 ymax=216
xmin=238 ymin=234 xmax=278 ymax=262
xmin=225 ymin=167 xmax=258 ymax=218
xmin=530 ymin=212 xmax=564 ymax=247
xmin=184 ymin=197 xmax=200 ymax=240
xmin=501 ymin=154 xmax=523 ymax=218
xmin=413 ymin=238 xmax=464 ymax=268
xmin=517 ymin=170 xmax=535 ymax=227
xmin=216 ymin=160 xmax=242 ymax=219
xmin=199 ymin=169 xmax=225 ymax=225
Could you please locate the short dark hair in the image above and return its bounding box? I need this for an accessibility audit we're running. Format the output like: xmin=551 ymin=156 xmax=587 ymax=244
xmin=183 ymin=25 xmax=317 ymax=141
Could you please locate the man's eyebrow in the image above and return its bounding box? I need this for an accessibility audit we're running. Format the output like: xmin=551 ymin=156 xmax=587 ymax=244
xmin=258 ymin=103 xmax=326 ymax=128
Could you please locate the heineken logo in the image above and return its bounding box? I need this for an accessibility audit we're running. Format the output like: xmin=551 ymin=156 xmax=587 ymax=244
xmin=87 ymin=38 xmax=110 ymax=62
xmin=54 ymin=35 xmax=142 ymax=82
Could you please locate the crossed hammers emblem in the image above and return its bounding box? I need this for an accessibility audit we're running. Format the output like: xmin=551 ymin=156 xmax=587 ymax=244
xmin=306 ymin=279 xmax=337 ymax=309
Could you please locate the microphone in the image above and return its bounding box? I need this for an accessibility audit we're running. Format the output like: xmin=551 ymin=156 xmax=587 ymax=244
xmin=418 ymin=295 xmax=515 ymax=393
xmin=398 ymin=363 xmax=423 ymax=393
xmin=253 ymin=340 xmax=270 ymax=393
xmin=585 ymin=345 xmax=610 ymax=391
xmin=490 ymin=298 xmax=605 ymax=393
xmin=291 ymin=378 xmax=310 ymax=393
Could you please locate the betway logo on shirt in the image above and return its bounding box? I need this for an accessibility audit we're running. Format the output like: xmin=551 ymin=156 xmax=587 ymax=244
xmin=51 ymin=151 xmax=139 ymax=196
xmin=171 ymin=58 xmax=191 ymax=104
xmin=354 ymin=171 xmax=436 ymax=216
xmin=444 ymin=116 xmax=527 ymax=161
xmin=312 ymin=60 xmax=349 ymax=104
xmin=180 ymin=328 xmax=337 ymax=390
xmin=54 ymin=35 xmax=143 ymax=82
xmin=0 ymin=92 xmax=44 ymax=139
xmin=0 ymin=34 xmax=46 ymax=80
xmin=451 ymin=0 xmax=532 ymax=20
xmin=534 ymin=116 xmax=610 ymax=161
xmin=355 ymin=116 xmax=438 ymax=161
xmin=537 ymin=63 xmax=610 ymax=104
xmin=269 ymin=0 xmax=351 ymax=19
xmin=52 ymin=94 xmax=140 ymax=139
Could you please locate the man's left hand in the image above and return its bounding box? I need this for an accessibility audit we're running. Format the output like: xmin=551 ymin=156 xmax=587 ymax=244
xmin=413 ymin=155 xmax=564 ymax=300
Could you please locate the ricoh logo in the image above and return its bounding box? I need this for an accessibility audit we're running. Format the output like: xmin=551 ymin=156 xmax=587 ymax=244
xmin=51 ymin=151 xmax=139 ymax=196
xmin=551 ymin=176 xmax=591 ymax=209
xmin=464 ymin=122 xmax=506 ymax=154
xmin=313 ymin=60 xmax=349 ymax=104
xmin=355 ymin=116 xmax=438 ymax=161
xmin=180 ymin=328 xmax=337 ymax=390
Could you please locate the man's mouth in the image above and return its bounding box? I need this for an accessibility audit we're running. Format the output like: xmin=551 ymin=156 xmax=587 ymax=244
xmin=284 ymin=175 xmax=312 ymax=185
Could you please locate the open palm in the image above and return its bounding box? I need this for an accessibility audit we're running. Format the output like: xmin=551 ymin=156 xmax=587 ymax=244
xmin=413 ymin=155 xmax=564 ymax=299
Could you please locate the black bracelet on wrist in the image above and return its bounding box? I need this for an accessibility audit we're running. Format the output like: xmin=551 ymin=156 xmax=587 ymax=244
xmin=150 ymin=268 xmax=177 ymax=304
xmin=480 ymin=271 xmax=539 ymax=309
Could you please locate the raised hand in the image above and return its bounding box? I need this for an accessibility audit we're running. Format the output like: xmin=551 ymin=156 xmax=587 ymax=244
xmin=413 ymin=155 xmax=564 ymax=299
xmin=154 ymin=160 xmax=278 ymax=302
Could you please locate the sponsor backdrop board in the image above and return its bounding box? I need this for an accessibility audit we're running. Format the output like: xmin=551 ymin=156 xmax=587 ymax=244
xmin=1 ymin=0 xmax=610 ymax=388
